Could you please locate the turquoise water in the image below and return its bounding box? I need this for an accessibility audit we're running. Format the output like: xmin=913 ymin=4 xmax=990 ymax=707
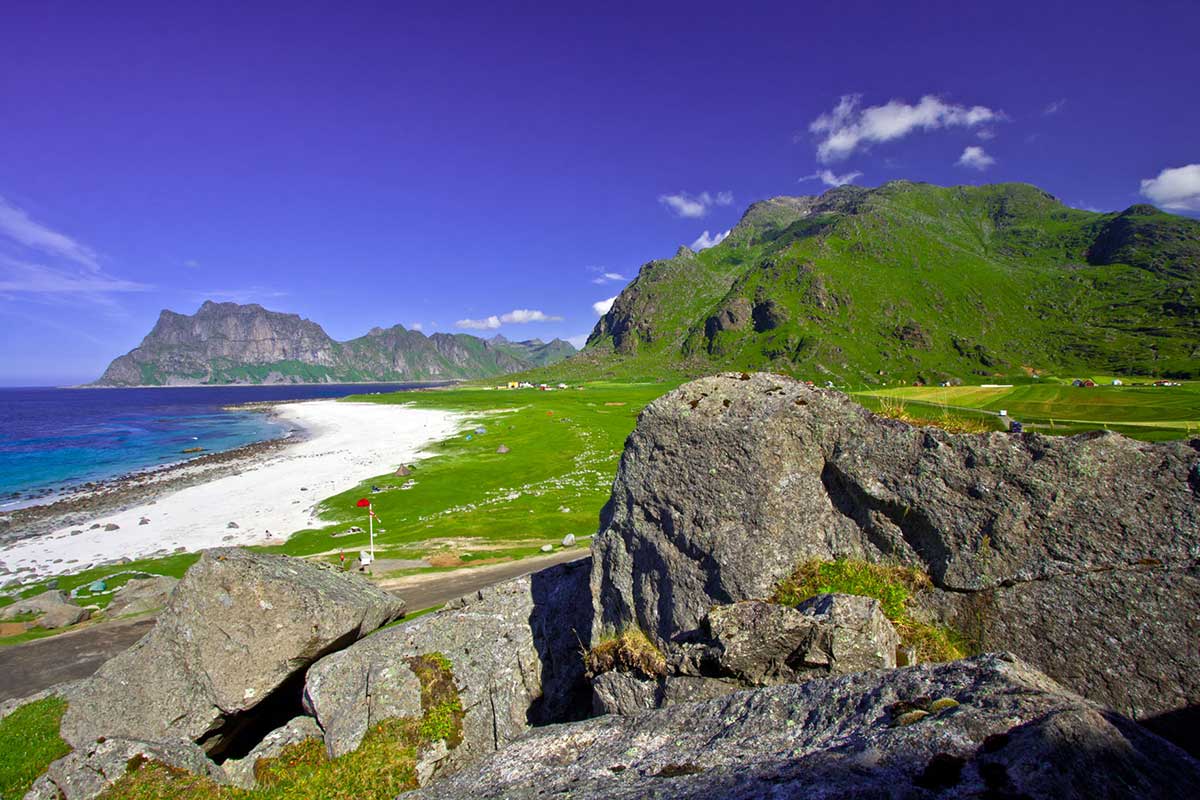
xmin=0 ymin=384 xmax=427 ymax=508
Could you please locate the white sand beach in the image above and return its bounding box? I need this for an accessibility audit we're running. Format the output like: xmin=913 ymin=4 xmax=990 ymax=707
xmin=0 ymin=401 xmax=466 ymax=579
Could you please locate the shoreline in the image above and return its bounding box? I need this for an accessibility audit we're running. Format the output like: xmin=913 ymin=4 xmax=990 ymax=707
xmin=0 ymin=400 xmax=466 ymax=582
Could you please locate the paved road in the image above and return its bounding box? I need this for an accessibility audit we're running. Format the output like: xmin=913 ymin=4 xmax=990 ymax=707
xmin=0 ymin=549 xmax=586 ymax=703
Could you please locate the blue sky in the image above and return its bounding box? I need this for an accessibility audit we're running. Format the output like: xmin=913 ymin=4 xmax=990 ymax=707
xmin=1 ymin=0 xmax=1197 ymax=385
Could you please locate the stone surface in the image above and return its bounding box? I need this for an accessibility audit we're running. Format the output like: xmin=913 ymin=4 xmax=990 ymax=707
xmin=1 ymin=590 xmax=89 ymax=629
xmin=707 ymin=594 xmax=897 ymax=685
xmin=304 ymin=558 xmax=592 ymax=775
xmin=591 ymin=672 xmax=737 ymax=716
xmin=222 ymin=716 xmax=323 ymax=789
xmin=590 ymin=372 xmax=1200 ymax=724
xmin=25 ymin=737 xmax=226 ymax=800
xmin=103 ymin=575 xmax=179 ymax=618
xmin=402 ymin=653 xmax=1200 ymax=800
xmin=60 ymin=548 xmax=404 ymax=753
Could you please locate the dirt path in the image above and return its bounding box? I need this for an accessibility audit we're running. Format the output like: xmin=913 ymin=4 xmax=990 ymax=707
xmin=0 ymin=549 xmax=588 ymax=703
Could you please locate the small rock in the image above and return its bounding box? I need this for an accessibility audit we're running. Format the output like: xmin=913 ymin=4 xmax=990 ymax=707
xmin=227 ymin=521 xmax=239 ymax=529
xmin=496 ymin=445 xmax=510 ymax=454
xmin=103 ymin=523 xmax=119 ymax=531
xmin=562 ymin=533 xmax=576 ymax=547
xmin=139 ymin=517 xmax=150 ymax=526
xmin=541 ymin=544 xmax=554 ymax=553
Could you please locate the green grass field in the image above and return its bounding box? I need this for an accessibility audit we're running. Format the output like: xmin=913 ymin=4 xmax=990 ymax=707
xmin=855 ymin=381 xmax=1200 ymax=440
xmin=258 ymin=381 xmax=671 ymax=565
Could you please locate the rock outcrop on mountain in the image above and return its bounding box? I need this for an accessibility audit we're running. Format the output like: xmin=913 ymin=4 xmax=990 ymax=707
xmin=582 ymin=182 xmax=1200 ymax=382
xmin=95 ymin=301 xmax=574 ymax=385
xmin=402 ymin=653 xmax=1200 ymax=800
xmin=591 ymin=372 xmax=1200 ymax=731
xmin=60 ymin=548 xmax=403 ymax=753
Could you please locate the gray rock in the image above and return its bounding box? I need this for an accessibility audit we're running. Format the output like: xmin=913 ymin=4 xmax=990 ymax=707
xmin=591 ymin=672 xmax=736 ymax=716
xmin=591 ymin=372 xmax=1200 ymax=727
xmin=540 ymin=544 xmax=553 ymax=553
xmin=1 ymin=590 xmax=89 ymax=629
xmin=402 ymin=653 xmax=1200 ymax=800
xmin=222 ymin=716 xmax=323 ymax=789
xmin=103 ymin=575 xmax=179 ymax=618
xmin=25 ymin=737 xmax=226 ymax=800
xmin=304 ymin=647 xmax=423 ymax=758
xmin=303 ymin=558 xmax=592 ymax=777
xmin=705 ymin=594 xmax=897 ymax=690
xmin=61 ymin=548 xmax=404 ymax=754
xmin=562 ymin=533 xmax=576 ymax=547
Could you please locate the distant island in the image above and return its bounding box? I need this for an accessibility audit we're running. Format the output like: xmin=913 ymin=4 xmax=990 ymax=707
xmin=94 ymin=301 xmax=575 ymax=386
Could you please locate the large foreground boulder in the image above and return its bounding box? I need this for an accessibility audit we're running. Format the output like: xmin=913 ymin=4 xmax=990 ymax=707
xmin=402 ymin=653 xmax=1200 ymax=800
xmin=591 ymin=372 xmax=1200 ymax=727
xmin=60 ymin=548 xmax=404 ymax=754
xmin=303 ymin=558 xmax=591 ymax=779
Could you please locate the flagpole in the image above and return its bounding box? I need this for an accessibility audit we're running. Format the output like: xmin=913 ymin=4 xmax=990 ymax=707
xmin=369 ymin=502 xmax=375 ymax=562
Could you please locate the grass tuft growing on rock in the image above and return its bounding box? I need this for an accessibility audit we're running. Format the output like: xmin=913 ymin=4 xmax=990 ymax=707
xmin=97 ymin=652 xmax=463 ymax=800
xmin=584 ymin=628 xmax=668 ymax=679
xmin=772 ymin=559 xmax=968 ymax=663
xmin=875 ymin=397 xmax=995 ymax=435
xmin=0 ymin=696 xmax=71 ymax=800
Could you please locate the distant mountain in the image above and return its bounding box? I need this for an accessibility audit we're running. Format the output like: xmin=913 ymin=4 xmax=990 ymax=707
xmin=487 ymin=335 xmax=578 ymax=367
xmin=94 ymin=301 xmax=575 ymax=386
xmin=571 ymin=181 xmax=1200 ymax=383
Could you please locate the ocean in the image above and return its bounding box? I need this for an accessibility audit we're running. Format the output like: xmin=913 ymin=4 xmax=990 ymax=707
xmin=0 ymin=384 xmax=431 ymax=508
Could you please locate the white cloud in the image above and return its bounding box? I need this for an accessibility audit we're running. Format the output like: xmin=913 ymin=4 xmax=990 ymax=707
xmin=410 ymin=321 xmax=423 ymax=331
xmin=501 ymin=308 xmax=562 ymax=323
xmin=690 ymin=229 xmax=730 ymax=250
xmin=0 ymin=196 xmax=100 ymax=270
xmin=0 ymin=256 xmax=150 ymax=295
xmin=956 ymin=146 xmax=996 ymax=171
xmin=1140 ymin=164 xmax=1200 ymax=212
xmin=976 ymin=128 xmax=996 ymax=141
xmin=1043 ymin=99 xmax=1067 ymax=115
xmin=800 ymin=169 xmax=863 ymax=188
xmin=456 ymin=315 xmax=501 ymax=330
xmin=658 ymin=190 xmax=734 ymax=218
xmin=592 ymin=296 xmax=617 ymax=316
xmin=591 ymin=271 xmax=626 ymax=284
xmin=566 ymin=333 xmax=588 ymax=349
xmin=809 ymin=94 xmax=1004 ymax=162
xmin=455 ymin=308 xmax=563 ymax=330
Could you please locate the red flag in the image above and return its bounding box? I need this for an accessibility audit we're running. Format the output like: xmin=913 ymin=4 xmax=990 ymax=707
xmin=356 ymin=498 xmax=371 ymax=508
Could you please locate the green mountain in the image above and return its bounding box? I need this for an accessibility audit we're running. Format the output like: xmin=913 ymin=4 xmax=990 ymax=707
xmin=94 ymin=301 xmax=575 ymax=386
xmin=572 ymin=182 xmax=1199 ymax=385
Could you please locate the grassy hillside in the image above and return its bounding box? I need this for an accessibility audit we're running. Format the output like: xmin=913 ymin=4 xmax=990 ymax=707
xmin=566 ymin=182 xmax=1199 ymax=386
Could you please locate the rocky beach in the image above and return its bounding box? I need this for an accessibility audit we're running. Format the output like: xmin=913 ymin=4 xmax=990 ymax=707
xmin=0 ymin=400 xmax=466 ymax=582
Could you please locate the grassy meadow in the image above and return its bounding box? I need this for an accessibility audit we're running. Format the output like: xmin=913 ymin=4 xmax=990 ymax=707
xmin=255 ymin=381 xmax=672 ymax=571
xmin=855 ymin=380 xmax=1200 ymax=440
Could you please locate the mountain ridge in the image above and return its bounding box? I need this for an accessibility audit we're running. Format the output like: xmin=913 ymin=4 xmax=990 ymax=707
xmin=572 ymin=180 xmax=1199 ymax=384
xmin=94 ymin=301 xmax=574 ymax=386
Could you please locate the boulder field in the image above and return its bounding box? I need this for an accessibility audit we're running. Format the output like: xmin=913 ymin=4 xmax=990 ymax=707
xmin=14 ymin=373 xmax=1200 ymax=798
